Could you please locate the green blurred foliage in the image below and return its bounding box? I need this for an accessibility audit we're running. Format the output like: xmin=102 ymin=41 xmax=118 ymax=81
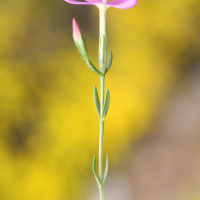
xmin=0 ymin=0 xmax=200 ymax=199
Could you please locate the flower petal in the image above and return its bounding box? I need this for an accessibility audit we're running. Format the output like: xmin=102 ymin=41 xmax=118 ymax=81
xmin=107 ymin=0 xmax=137 ymax=9
xmin=64 ymin=0 xmax=94 ymax=5
xmin=85 ymin=0 xmax=103 ymax=3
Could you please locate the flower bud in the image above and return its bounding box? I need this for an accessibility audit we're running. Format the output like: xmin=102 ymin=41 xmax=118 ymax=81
xmin=72 ymin=18 xmax=88 ymax=58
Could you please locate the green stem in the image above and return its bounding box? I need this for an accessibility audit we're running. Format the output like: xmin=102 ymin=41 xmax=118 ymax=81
xmin=98 ymin=5 xmax=107 ymax=200
xmin=99 ymin=6 xmax=107 ymax=74
xmin=99 ymin=186 xmax=104 ymax=200
xmin=99 ymin=76 xmax=105 ymax=180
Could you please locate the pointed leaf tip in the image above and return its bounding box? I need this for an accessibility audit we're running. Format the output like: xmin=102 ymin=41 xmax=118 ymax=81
xmin=93 ymin=86 xmax=100 ymax=117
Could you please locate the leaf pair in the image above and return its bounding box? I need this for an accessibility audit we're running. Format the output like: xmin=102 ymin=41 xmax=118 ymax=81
xmin=83 ymin=50 xmax=112 ymax=76
xmin=93 ymin=86 xmax=110 ymax=118
xmin=86 ymin=59 xmax=104 ymax=77
xmin=92 ymin=155 xmax=109 ymax=187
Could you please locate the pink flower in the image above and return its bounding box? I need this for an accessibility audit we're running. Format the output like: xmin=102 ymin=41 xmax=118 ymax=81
xmin=64 ymin=0 xmax=138 ymax=9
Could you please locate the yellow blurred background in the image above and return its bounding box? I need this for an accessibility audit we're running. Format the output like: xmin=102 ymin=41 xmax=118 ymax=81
xmin=0 ymin=0 xmax=200 ymax=199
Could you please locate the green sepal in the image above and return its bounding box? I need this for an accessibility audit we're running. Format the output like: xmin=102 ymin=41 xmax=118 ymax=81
xmin=102 ymin=89 xmax=110 ymax=118
xmin=92 ymin=155 xmax=102 ymax=187
xmin=106 ymin=50 xmax=113 ymax=73
xmin=74 ymin=39 xmax=88 ymax=58
xmin=86 ymin=59 xmax=104 ymax=77
xmin=93 ymin=86 xmax=101 ymax=117
xmin=102 ymin=154 xmax=108 ymax=185
xmin=74 ymin=41 xmax=83 ymax=56
xmin=82 ymin=35 xmax=88 ymax=55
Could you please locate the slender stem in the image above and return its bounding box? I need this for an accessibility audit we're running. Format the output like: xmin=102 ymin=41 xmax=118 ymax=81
xmin=99 ymin=76 xmax=105 ymax=180
xmin=98 ymin=5 xmax=107 ymax=200
xmin=99 ymin=6 xmax=107 ymax=74
xmin=99 ymin=186 xmax=104 ymax=200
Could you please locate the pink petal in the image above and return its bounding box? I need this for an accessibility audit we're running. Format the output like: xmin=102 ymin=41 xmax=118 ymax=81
xmin=72 ymin=18 xmax=82 ymax=42
xmin=107 ymin=0 xmax=137 ymax=9
xmin=64 ymin=0 xmax=94 ymax=5
xmin=85 ymin=0 xmax=103 ymax=3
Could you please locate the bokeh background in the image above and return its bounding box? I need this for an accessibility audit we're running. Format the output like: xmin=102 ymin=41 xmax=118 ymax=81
xmin=1 ymin=0 xmax=200 ymax=199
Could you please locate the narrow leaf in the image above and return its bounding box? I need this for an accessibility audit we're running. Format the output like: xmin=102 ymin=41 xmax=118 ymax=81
xmin=106 ymin=50 xmax=113 ymax=72
xmin=102 ymin=154 xmax=108 ymax=185
xmin=92 ymin=155 xmax=102 ymax=187
xmin=102 ymin=89 xmax=110 ymax=118
xmin=93 ymin=86 xmax=100 ymax=117
xmin=86 ymin=59 xmax=104 ymax=77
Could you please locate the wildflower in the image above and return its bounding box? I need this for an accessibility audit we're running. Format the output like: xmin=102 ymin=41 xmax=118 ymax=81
xmin=65 ymin=0 xmax=138 ymax=9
